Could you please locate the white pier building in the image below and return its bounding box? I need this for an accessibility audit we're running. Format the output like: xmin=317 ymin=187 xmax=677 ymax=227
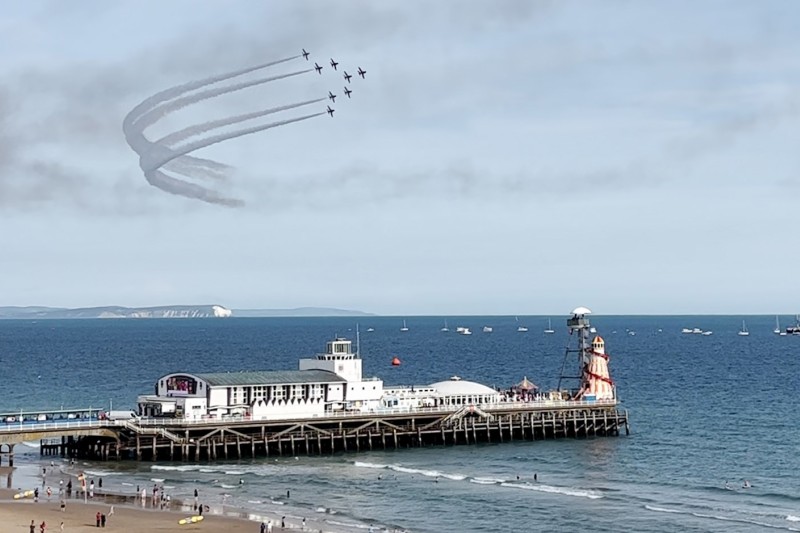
xmin=138 ymin=336 xmax=503 ymax=421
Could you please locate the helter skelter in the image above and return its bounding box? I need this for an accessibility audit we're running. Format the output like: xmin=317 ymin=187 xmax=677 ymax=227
xmin=558 ymin=306 xmax=616 ymax=401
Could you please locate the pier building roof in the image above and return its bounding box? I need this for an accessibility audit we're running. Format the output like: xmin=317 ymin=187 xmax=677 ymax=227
xmin=195 ymin=369 xmax=345 ymax=387
xmin=429 ymin=379 xmax=497 ymax=396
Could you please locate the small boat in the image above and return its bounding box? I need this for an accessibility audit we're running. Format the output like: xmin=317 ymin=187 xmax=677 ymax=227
xmin=366 ymin=327 xmax=375 ymax=332
xmin=589 ymin=326 xmax=597 ymax=333
xmin=692 ymin=328 xmax=703 ymax=334
xmin=702 ymin=331 xmax=713 ymax=336
xmin=515 ymin=317 xmax=528 ymax=332
xmin=482 ymin=326 xmax=493 ymax=333
xmin=681 ymin=328 xmax=693 ymax=334
xmin=441 ymin=320 xmax=449 ymax=332
xmin=738 ymin=320 xmax=749 ymax=336
xmin=544 ymin=318 xmax=555 ymax=334
xmin=774 ymin=316 xmax=781 ymax=335
xmin=400 ymin=320 xmax=409 ymax=332
xmin=459 ymin=328 xmax=472 ymax=335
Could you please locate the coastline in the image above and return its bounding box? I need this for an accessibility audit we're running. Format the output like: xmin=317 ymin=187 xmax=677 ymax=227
xmin=0 ymin=463 xmax=362 ymax=533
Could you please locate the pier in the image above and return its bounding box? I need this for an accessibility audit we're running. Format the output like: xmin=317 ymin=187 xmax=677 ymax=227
xmin=0 ymin=401 xmax=628 ymax=462
xmin=0 ymin=307 xmax=630 ymax=462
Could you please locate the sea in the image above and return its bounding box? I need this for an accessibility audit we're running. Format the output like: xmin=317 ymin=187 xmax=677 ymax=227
xmin=1 ymin=315 xmax=799 ymax=532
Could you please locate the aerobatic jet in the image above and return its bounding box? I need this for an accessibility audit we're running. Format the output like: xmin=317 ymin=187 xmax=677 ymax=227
xmin=315 ymin=63 xmax=323 ymax=74
xmin=330 ymin=58 xmax=339 ymax=70
xmin=326 ymin=106 xmax=335 ymax=117
xmin=302 ymin=48 xmax=310 ymax=60
xmin=343 ymin=71 xmax=352 ymax=83
xmin=344 ymin=87 xmax=352 ymax=98
xmin=328 ymin=91 xmax=337 ymax=103
xmin=357 ymin=67 xmax=366 ymax=78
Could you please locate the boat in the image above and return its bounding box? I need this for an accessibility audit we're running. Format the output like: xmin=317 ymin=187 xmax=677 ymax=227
xmin=774 ymin=316 xmax=781 ymax=335
xmin=544 ymin=318 xmax=555 ymax=334
xmin=681 ymin=328 xmax=693 ymax=334
xmin=515 ymin=317 xmax=528 ymax=332
xmin=738 ymin=320 xmax=749 ymax=336
xmin=692 ymin=328 xmax=703 ymax=334
xmin=440 ymin=320 xmax=449 ymax=332
xmin=702 ymin=331 xmax=713 ymax=336
xmin=400 ymin=320 xmax=409 ymax=332
xmin=589 ymin=326 xmax=597 ymax=334
xmin=787 ymin=315 xmax=800 ymax=335
xmin=459 ymin=328 xmax=472 ymax=335
xmin=366 ymin=327 xmax=375 ymax=332
xmin=482 ymin=326 xmax=493 ymax=333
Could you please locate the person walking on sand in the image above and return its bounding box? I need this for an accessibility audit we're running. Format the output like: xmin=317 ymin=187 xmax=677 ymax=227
xmin=60 ymin=499 xmax=66 ymax=512
xmin=96 ymin=511 xmax=101 ymax=527
xmin=109 ymin=504 xmax=114 ymax=518
xmin=267 ymin=520 xmax=273 ymax=533
xmin=30 ymin=520 xmax=35 ymax=533
xmin=60 ymin=523 xmax=64 ymax=533
xmin=281 ymin=517 xmax=285 ymax=529
xmin=260 ymin=522 xmax=266 ymax=533
xmin=40 ymin=521 xmax=47 ymax=533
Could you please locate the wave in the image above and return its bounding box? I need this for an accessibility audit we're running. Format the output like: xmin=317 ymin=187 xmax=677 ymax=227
xmin=271 ymin=500 xmax=285 ymax=505
xmin=22 ymin=441 xmax=41 ymax=449
xmin=83 ymin=469 xmax=121 ymax=477
xmin=644 ymin=504 xmax=800 ymax=531
xmin=218 ymin=484 xmax=235 ymax=489
xmin=788 ymin=516 xmax=800 ymax=522
xmin=470 ymin=478 xmax=504 ymax=485
xmin=150 ymin=478 xmax=165 ymax=483
xmin=500 ymin=482 xmax=603 ymax=500
xmin=353 ymin=461 xmax=387 ymax=469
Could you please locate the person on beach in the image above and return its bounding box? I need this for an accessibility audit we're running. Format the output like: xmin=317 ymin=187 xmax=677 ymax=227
xmin=198 ymin=503 xmax=203 ymax=517
xmin=60 ymin=499 xmax=66 ymax=512
xmin=98 ymin=478 xmax=102 ymax=489
xmin=267 ymin=520 xmax=273 ymax=533
xmin=66 ymin=480 xmax=72 ymax=493
xmin=39 ymin=521 xmax=46 ymax=533
xmin=96 ymin=511 xmax=101 ymax=527
xmin=260 ymin=522 xmax=266 ymax=533
xmin=301 ymin=517 xmax=306 ymax=530
xmin=101 ymin=514 xmax=106 ymax=527
xmin=60 ymin=522 xmax=64 ymax=533
xmin=34 ymin=487 xmax=39 ymax=502
xmin=109 ymin=504 xmax=114 ymax=518
xmin=281 ymin=517 xmax=285 ymax=529
xmin=534 ymin=473 xmax=538 ymax=482
xmin=30 ymin=520 xmax=35 ymax=533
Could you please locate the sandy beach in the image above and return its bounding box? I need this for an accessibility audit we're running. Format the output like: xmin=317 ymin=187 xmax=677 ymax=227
xmin=0 ymin=487 xmax=327 ymax=533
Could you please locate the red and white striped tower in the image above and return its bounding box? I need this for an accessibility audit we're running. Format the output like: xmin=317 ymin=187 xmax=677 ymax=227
xmin=581 ymin=336 xmax=615 ymax=400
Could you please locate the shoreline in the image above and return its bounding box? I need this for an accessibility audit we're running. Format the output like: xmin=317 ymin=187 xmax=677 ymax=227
xmin=0 ymin=458 xmax=387 ymax=533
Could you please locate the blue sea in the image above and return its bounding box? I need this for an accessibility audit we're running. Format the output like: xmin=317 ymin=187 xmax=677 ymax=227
xmin=1 ymin=315 xmax=799 ymax=532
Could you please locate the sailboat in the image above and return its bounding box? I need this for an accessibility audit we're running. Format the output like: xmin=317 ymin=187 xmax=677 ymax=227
xmin=441 ymin=320 xmax=449 ymax=332
xmin=774 ymin=316 xmax=781 ymax=335
xmin=544 ymin=317 xmax=555 ymax=334
xmin=400 ymin=320 xmax=409 ymax=332
xmin=738 ymin=320 xmax=749 ymax=336
xmin=515 ymin=316 xmax=528 ymax=332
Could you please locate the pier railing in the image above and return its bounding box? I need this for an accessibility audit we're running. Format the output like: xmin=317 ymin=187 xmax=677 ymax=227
xmin=0 ymin=399 xmax=618 ymax=432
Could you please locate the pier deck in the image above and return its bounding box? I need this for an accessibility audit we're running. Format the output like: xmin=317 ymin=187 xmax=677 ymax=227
xmin=1 ymin=400 xmax=628 ymax=462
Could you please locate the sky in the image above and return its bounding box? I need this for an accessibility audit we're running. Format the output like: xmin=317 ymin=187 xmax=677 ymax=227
xmin=0 ymin=0 xmax=798 ymax=315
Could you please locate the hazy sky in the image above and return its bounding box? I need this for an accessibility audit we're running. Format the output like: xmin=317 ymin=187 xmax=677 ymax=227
xmin=1 ymin=1 xmax=798 ymax=315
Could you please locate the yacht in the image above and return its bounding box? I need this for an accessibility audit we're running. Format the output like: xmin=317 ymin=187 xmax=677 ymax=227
xmin=441 ymin=320 xmax=449 ymax=332
xmin=544 ymin=318 xmax=555 ymax=334
xmin=459 ymin=327 xmax=473 ymax=335
xmin=400 ymin=320 xmax=409 ymax=332
xmin=681 ymin=328 xmax=693 ymax=334
xmin=482 ymin=326 xmax=493 ymax=333
xmin=773 ymin=316 xmax=781 ymax=335
xmin=692 ymin=328 xmax=703 ymax=334
xmin=738 ymin=320 xmax=749 ymax=336
xmin=366 ymin=327 xmax=375 ymax=332
xmin=702 ymin=331 xmax=713 ymax=336
xmin=589 ymin=326 xmax=597 ymax=334
xmin=515 ymin=317 xmax=528 ymax=332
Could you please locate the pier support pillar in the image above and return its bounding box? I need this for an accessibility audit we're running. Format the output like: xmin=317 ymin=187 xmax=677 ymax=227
xmin=136 ymin=436 xmax=142 ymax=461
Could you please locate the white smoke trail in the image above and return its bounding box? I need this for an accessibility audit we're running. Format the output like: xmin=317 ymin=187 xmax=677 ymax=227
xmin=143 ymin=168 xmax=244 ymax=207
xmin=130 ymin=69 xmax=314 ymax=133
xmin=156 ymin=98 xmax=325 ymax=147
xmin=143 ymin=112 xmax=325 ymax=172
xmin=122 ymin=55 xmax=298 ymax=134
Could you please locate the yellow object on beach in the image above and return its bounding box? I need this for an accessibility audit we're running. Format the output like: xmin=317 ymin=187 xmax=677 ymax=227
xmin=178 ymin=515 xmax=204 ymax=525
xmin=13 ymin=490 xmax=34 ymax=500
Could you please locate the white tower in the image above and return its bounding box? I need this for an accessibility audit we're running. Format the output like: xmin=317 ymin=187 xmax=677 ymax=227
xmin=299 ymin=337 xmax=363 ymax=382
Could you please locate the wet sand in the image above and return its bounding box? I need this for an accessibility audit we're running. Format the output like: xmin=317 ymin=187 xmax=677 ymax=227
xmin=0 ymin=487 xmax=325 ymax=533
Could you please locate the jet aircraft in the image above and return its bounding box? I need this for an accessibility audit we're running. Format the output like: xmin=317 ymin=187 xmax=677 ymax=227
xmin=315 ymin=63 xmax=323 ymax=74
xmin=357 ymin=67 xmax=366 ymax=78
xmin=344 ymin=87 xmax=352 ymax=98
xmin=302 ymin=48 xmax=310 ymax=60
xmin=330 ymin=58 xmax=339 ymax=70
xmin=328 ymin=91 xmax=337 ymax=103
xmin=343 ymin=71 xmax=352 ymax=83
xmin=326 ymin=105 xmax=335 ymax=117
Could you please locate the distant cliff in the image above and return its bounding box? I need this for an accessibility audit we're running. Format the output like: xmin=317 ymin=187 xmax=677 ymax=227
xmin=0 ymin=305 xmax=233 ymax=319
xmin=0 ymin=305 xmax=373 ymax=319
